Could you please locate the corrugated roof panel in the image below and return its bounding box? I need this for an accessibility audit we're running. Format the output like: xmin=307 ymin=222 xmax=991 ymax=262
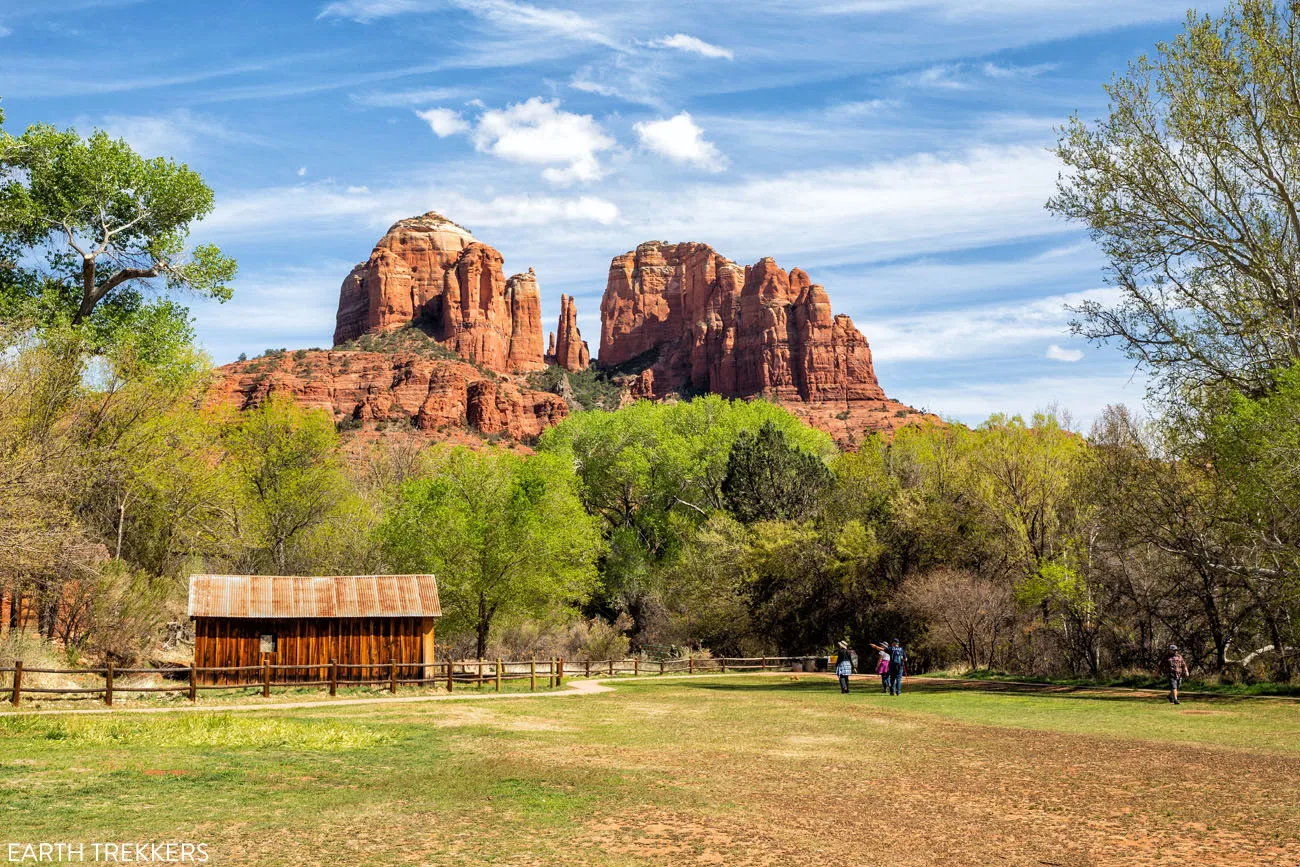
xmin=187 ymin=575 xmax=441 ymax=619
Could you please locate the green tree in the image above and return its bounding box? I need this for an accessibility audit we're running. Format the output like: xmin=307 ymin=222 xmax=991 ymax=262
xmin=0 ymin=122 xmax=236 ymax=369
xmin=221 ymin=395 xmax=346 ymax=572
xmin=1049 ymin=0 xmax=1300 ymax=398
xmin=537 ymin=396 xmax=832 ymax=627
xmin=722 ymin=420 xmax=833 ymax=524
xmin=377 ymin=446 xmax=602 ymax=658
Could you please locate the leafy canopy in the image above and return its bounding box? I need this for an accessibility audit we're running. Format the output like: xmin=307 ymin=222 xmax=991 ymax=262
xmin=377 ymin=446 xmax=602 ymax=658
xmin=1050 ymin=0 xmax=1300 ymax=398
xmin=0 ymin=121 xmax=236 ymax=368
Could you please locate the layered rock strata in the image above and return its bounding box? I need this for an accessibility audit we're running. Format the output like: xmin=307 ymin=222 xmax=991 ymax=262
xmin=211 ymin=351 xmax=567 ymax=440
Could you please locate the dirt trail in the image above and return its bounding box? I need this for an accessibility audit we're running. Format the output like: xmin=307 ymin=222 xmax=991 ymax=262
xmin=2 ymin=672 xmax=1293 ymax=716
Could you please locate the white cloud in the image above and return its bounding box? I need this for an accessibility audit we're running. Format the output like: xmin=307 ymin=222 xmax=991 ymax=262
xmin=634 ymin=112 xmax=727 ymax=171
xmin=0 ymin=24 xmax=11 ymax=37
xmin=651 ymin=33 xmax=734 ymax=60
xmin=1046 ymin=344 xmax=1084 ymax=362
xmin=345 ymin=185 xmax=370 ymax=194
xmin=470 ymin=97 xmax=614 ymax=184
xmin=416 ymin=107 xmax=470 ymax=137
xmin=297 ymin=166 xmax=308 ymax=177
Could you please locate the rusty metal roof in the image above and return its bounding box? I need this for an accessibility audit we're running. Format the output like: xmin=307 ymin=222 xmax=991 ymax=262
xmin=187 ymin=575 xmax=441 ymax=619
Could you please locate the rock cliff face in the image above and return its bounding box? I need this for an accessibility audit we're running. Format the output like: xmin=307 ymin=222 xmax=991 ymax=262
xmin=548 ymin=294 xmax=590 ymax=372
xmin=211 ymin=351 xmax=567 ymax=440
xmin=600 ymin=241 xmax=882 ymax=401
xmin=599 ymin=241 xmax=933 ymax=442
xmin=333 ymin=212 xmax=545 ymax=373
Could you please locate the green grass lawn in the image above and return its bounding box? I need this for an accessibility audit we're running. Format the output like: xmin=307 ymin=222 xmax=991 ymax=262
xmin=2 ymin=674 xmax=1297 ymax=866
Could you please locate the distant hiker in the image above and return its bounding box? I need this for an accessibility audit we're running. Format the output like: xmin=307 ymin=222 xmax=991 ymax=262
xmin=834 ymin=640 xmax=854 ymax=693
xmin=1164 ymin=644 xmax=1189 ymax=705
xmin=870 ymin=642 xmax=891 ymax=693
xmin=886 ymin=639 xmax=907 ymax=696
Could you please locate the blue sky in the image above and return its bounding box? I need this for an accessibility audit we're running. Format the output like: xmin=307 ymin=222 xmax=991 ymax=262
xmin=0 ymin=0 xmax=1222 ymax=425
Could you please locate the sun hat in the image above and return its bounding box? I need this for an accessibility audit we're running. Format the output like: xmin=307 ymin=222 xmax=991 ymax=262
xmin=837 ymin=640 xmax=848 ymax=648
xmin=1168 ymin=644 xmax=1178 ymax=650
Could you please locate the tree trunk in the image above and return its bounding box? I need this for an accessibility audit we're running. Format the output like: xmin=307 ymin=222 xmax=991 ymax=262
xmin=475 ymin=594 xmax=490 ymax=660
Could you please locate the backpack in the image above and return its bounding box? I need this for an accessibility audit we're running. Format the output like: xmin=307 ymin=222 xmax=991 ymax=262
xmin=889 ymin=645 xmax=906 ymax=666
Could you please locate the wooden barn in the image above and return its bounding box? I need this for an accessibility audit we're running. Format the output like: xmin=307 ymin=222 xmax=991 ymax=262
xmin=188 ymin=574 xmax=440 ymax=684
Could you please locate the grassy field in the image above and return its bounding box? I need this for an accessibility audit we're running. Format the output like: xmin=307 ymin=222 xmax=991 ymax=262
xmin=2 ymin=674 xmax=1298 ymax=866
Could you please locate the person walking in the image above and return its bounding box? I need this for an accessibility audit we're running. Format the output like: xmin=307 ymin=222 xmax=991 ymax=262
xmin=834 ymin=640 xmax=854 ymax=694
xmin=1164 ymin=644 xmax=1189 ymax=705
xmin=870 ymin=642 xmax=891 ymax=693
xmin=886 ymin=639 xmax=907 ymax=696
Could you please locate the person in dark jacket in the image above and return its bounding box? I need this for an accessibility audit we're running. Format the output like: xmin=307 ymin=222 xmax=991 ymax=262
xmin=834 ymin=640 xmax=854 ymax=693
xmin=886 ymin=639 xmax=906 ymax=696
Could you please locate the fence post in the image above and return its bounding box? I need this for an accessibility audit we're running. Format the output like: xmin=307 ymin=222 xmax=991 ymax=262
xmin=11 ymin=660 xmax=21 ymax=706
xmin=329 ymin=659 xmax=338 ymax=697
xmin=478 ymin=658 xmax=484 ymax=688
xmin=495 ymin=659 xmax=502 ymax=693
xmin=689 ymin=656 xmax=694 ymax=675
xmin=634 ymin=658 xmax=639 ymax=676
xmin=720 ymin=657 xmax=726 ymax=673
xmin=390 ymin=659 xmax=398 ymax=694
xmin=761 ymin=656 xmax=767 ymax=671
xmin=585 ymin=660 xmax=591 ymax=678
xmin=608 ymin=659 xmax=614 ymax=676
xmin=660 ymin=659 xmax=665 ymax=676
xmin=188 ymin=664 xmax=197 ymax=702
xmin=446 ymin=659 xmax=454 ymax=693
xmin=262 ymin=659 xmax=271 ymax=698
xmin=530 ymin=658 xmax=536 ymax=692
xmin=105 ymin=662 xmax=114 ymax=706
xmin=557 ymin=657 xmax=564 ymax=687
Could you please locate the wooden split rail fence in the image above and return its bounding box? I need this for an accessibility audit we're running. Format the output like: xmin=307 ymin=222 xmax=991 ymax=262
xmin=0 ymin=656 xmax=812 ymax=707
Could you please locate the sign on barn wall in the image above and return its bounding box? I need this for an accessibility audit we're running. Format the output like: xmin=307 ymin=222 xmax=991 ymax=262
xmin=259 ymin=634 xmax=276 ymax=654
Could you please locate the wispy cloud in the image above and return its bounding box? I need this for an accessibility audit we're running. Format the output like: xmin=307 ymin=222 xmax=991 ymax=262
xmin=93 ymin=109 xmax=270 ymax=158
xmin=201 ymin=180 xmax=620 ymax=239
xmin=865 ymin=288 xmax=1118 ymax=363
xmin=318 ymin=0 xmax=620 ymax=49
xmin=649 ymin=33 xmax=734 ymax=60
xmin=351 ymin=86 xmax=464 ymax=107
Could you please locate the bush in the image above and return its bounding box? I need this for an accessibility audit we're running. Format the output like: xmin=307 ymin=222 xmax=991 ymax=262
xmin=578 ymin=614 xmax=633 ymax=662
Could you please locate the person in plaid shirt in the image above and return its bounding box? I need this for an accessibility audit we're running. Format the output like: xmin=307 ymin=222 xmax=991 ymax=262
xmin=834 ymin=640 xmax=855 ymax=693
xmin=1164 ymin=644 xmax=1189 ymax=705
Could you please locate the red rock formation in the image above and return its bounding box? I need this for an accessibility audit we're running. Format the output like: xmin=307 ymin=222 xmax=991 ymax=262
xmin=210 ymin=350 xmax=567 ymax=441
xmin=598 ymin=241 xmax=933 ymax=443
xmin=552 ymin=294 xmax=590 ymax=372
xmin=333 ymin=212 xmax=545 ymax=373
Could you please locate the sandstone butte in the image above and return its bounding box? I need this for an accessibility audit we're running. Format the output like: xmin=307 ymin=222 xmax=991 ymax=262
xmin=210 ymin=211 xmax=932 ymax=447
xmin=333 ymin=211 xmax=545 ymax=373
xmin=599 ymin=241 xmax=935 ymax=442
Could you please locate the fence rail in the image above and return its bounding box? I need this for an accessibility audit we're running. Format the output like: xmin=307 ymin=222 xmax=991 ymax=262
xmin=0 ymin=655 xmax=817 ymax=707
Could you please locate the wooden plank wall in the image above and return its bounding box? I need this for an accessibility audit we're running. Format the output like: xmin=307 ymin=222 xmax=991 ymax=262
xmin=194 ymin=617 xmax=429 ymax=684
